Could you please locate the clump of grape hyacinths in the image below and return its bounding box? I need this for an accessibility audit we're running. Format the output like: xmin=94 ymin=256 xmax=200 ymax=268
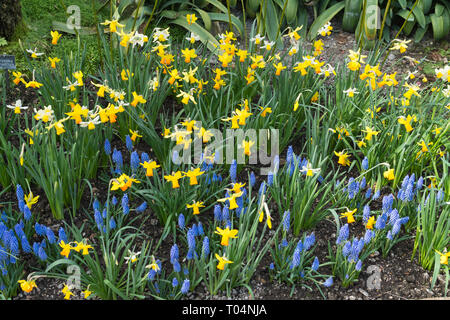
xmin=269 ymin=219 xmax=331 ymax=295
xmin=330 ymin=231 xmax=368 ymax=288
xmin=361 ymin=193 xmax=411 ymax=257
xmin=0 ymin=185 xmax=72 ymax=297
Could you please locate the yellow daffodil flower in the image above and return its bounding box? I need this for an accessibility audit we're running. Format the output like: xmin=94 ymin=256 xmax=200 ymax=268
xmin=241 ymin=140 xmax=255 ymax=156
xmin=217 ymin=191 xmax=243 ymax=210
xmin=186 ymin=201 xmax=205 ymax=215
xmin=366 ymin=216 xmax=376 ymax=229
xmin=215 ymin=253 xmax=233 ymax=270
xmin=435 ymin=250 xmax=450 ymax=265
xmin=341 ymin=208 xmax=357 ymax=224
xmin=181 ymin=48 xmax=197 ymax=63
xmin=24 ymin=191 xmax=39 ymax=209
xmin=384 ymin=168 xmax=395 ymax=181
xmin=111 ymin=174 xmax=140 ymax=191
xmin=50 ymin=30 xmax=62 ymax=45
xmin=48 ymin=57 xmax=61 ymax=69
xmin=101 ymin=19 xmax=125 ymax=33
xmin=73 ymin=241 xmax=93 ymax=255
xmin=164 ymin=171 xmax=183 ymax=188
xmin=334 ymin=151 xmax=351 ymax=166
xmin=59 ymin=241 xmax=73 ymax=258
xmin=131 ymin=92 xmax=147 ymax=107
xmin=140 ymin=161 xmax=160 ymax=177
xmin=186 ymin=14 xmax=197 ymax=25
xmin=62 ymin=284 xmax=74 ymax=300
xmin=183 ymin=168 xmax=205 ymax=185
xmin=18 ymin=279 xmax=37 ymax=293
xmin=362 ymin=127 xmax=379 ymax=141
xmin=215 ymin=227 xmax=238 ymax=246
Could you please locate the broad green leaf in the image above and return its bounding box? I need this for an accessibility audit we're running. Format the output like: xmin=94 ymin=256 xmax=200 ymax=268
xmin=414 ymin=25 xmax=428 ymax=42
xmin=208 ymin=12 xmax=245 ymax=37
xmin=417 ymin=0 xmax=433 ymax=14
xmin=399 ymin=0 xmax=407 ymax=9
xmin=435 ymin=4 xmax=445 ymax=16
xmin=195 ymin=8 xmax=212 ymax=31
xmin=204 ymin=0 xmax=229 ymax=13
xmin=159 ymin=9 xmax=178 ymax=20
xmin=342 ymin=0 xmax=362 ymax=32
xmin=167 ymin=17 xmax=220 ymax=52
xmin=296 ymin=3 xmax=309 ymax=37
xmin=397 ymin=9 xmax=415 ymax=22
xmin=430 ymin=9 xmax=450 ymax=40
xmin=285 ymin=0 xmax=299 ymax=24
xmin=262 ymin=0 xmax=280 ymax=42
xmin=44 ymin=259 xmax=77 ymax=273
xmin=307 ymin=2 xmax=345 ymax=40
xmin=412 ymin=4 xmax=426 ymax=29
xmin=249 ymin=0 xmax=262 ymax=12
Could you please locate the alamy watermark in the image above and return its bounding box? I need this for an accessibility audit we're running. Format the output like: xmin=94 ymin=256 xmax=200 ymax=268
xmin=66 ymin=265 xmax=81 ymax=290
xmin=366 ymin=265 xmax=382 ymax=290
xmin=366 ymin=5 xmax=382 ymax=30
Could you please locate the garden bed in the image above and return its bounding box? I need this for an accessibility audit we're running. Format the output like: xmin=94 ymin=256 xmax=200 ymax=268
xmin=0 ymin=2 xmax=449 ymax=302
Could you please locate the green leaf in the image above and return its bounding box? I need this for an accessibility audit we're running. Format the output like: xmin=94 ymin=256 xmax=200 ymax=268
xmin=104 ymin=279 xmax=129 ymax=300
xmin=399 ymin=0 xmax=407 ymax=9
xmin=204 ymin=0 xmax=229 ymax=13
xmin=435 ymin=4 xmax=445 ymax=16
xmin=159 ymin=9 xmax=178 ymax=20
xmin=430 ymin=252 xmax=441 ymax=289
xmin=430 ymin=9 xmax=450 ymax=40
xmin=285 ymin=0 xmax=299 ymax=24
xmin=166 ymin=16 xmax=220 ymax=53
xmin=195 ymin=8 xmax=212 ymax=31
xmin=342 ymin=0 xmax=362 ymax=32
xmin=307 ymin=2 xmax=345 ymax=40
xmin=248 ymin=0 xmax=262 ymax=12
xmin=295 ymin=3 xmax=309 ymax=37
xmin=44 ymin=259 xmax=77 ymax=273
xmin=208 ymin=12 xmax=245 ymax=37
xmin=117 ymin=0 xmax=135 ymax=15
xmin=412 ymin=4 xmax=426 ymax=29
xmin=262 ymin=0 xmax=280 ymax=42
xmin=418 ymin=0 xmax=433 ymax=14
xmin=397 ymin=9 xmax=415 ymax=22
xmin=414 ymin=25 xmax=428 ymax=42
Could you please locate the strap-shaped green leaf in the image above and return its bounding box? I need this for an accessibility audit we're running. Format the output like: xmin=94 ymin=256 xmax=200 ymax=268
xmin=249 ymin=0 xmax=262 ymax=12
xmin=195 ymin=8 xmax=212 ymax=31
xmin=285 ymin=0 xmax=300 ymax=24
xmin=414 ymin=25 xmax=428 ymax=42
xmin=412 ymin=4 xmax=426 ymax=28
xmin=262 ymin=0 xmax=280 ymax=41
xmin=307 ymin=2 xmax=345 ymax=40
xmin=342 ymin=0 xmax=362 ymax=32
xmin=399 ymin=0 xmax=407 ymax=9
xmin=208 ymin=12 xmax=245 ymax=36
xmin=435 ymin=3 xmax=445 ymax=16
xmin=418 ymin=0 xmax=433 ymax=14
xmin=167 ymin=16 xmax=220 ymax=52
xmin=430 ymin=8 xmax=450 ymax=40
